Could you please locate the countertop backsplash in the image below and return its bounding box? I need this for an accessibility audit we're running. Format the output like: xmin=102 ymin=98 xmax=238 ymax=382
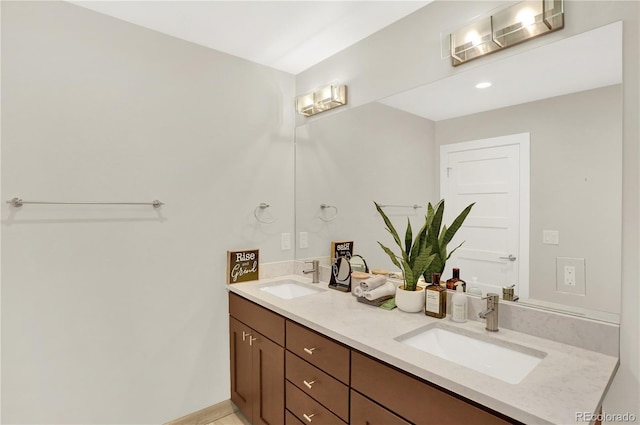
xmin=256 ymin=260 xmax=619 ymax=357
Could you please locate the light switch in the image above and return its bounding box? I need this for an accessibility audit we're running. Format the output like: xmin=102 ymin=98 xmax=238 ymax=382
xmin=281 ymin=233 xmax=291 ymax=251
xmin=543 ymin=230 xmax=559 ymax=245
xmin=299 ymin=232 xmax=308 ymax=249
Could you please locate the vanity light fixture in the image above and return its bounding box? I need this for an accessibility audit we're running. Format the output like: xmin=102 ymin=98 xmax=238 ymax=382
xmin=449 ymin=0 xmax=564 ymax=66
xmin=295 ymin=83 xmax=347 ymax=117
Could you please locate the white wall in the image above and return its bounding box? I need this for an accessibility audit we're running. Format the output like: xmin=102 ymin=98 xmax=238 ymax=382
xmin=1 ymin=2 xmax=294 ymax=423
xmin=297 ymin=0 xmax=639 ymax=421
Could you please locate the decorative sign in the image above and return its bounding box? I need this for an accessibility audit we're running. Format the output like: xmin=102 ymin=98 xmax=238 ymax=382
xmin=331 ymin=240 xmax=353 ymax=262
xmin=227 ymin=249 xmax=259 ymax=284
xmin=329 ymin=256 xmax=352 ymax=292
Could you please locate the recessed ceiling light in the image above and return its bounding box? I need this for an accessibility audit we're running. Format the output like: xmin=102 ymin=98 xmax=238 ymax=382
xmin=475 ymin=82 xmax=492 ymax=89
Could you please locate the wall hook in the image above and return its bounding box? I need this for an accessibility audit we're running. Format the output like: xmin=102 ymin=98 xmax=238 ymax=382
xmin=253 ymin=203 xmax=277 ymax=224
xmin=319 ymin=204 xmax=338 ymax=222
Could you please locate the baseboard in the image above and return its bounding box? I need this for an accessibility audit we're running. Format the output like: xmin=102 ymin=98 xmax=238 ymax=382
xmin=164 ymin=400 xmax=238 ymax=425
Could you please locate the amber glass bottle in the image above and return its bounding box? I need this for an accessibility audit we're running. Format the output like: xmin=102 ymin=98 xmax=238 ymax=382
xmin=425 ymin=273 xmax=446 ymax=318
xmin=446 ymin=268 xmax=466 ymax=292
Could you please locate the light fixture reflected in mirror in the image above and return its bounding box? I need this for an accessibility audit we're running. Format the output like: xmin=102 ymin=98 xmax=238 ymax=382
xmin=296 ymin=83 xmax=347 ymax=117
xmin=449 ymin=0 xmax=564 ymax=67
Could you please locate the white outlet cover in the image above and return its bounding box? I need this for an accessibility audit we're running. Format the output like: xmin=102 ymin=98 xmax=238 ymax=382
xmin=556 ymin=257 xmax=586 ymax=295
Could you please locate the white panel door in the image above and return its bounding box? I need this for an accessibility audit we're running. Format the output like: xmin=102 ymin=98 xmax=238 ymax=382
xmin=440 ymin=133 xmax=529 ymax=297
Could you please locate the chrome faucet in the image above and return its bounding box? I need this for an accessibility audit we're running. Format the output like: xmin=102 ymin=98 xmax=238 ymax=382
xmin=478 ymin=293 xmax=500 ymax=332
xmin=303 ymin=259 xmax=320 ymax=283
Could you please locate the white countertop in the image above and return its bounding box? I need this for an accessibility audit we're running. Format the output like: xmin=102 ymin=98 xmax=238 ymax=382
xmin=227 ymin=275 xmax=619 ymax=425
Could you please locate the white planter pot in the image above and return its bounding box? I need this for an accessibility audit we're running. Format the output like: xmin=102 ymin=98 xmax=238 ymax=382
xmin=395 ymin=285 xmax=425 ymax=313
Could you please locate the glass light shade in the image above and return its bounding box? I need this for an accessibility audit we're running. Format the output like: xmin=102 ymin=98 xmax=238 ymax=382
xmin=296 ymin=93 xmax=315 ymax=116
xmin=450 ymin=16 xmax=501 ymax=66
xmin=295 ymin=84 xmax=347 ymax=117
xmin=493 ymin=0 xmax=564 ymax=48
xmin=449 ymin=0 xmax=564 ymax=67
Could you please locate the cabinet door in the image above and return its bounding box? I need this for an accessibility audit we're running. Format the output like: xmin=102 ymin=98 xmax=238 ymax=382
xmin=252 ymin=330 xmax=285 ymax=425
xmin=229 ymin=317 xmax=253 ymax=420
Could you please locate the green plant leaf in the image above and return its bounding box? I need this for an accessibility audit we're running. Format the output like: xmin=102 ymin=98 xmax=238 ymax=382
xmin=377 ymin=242 xmax=403 ymax=271
xmin=402 ymin=260 xmax=415 ymax=291
xmin=441 ymin=202 xmax=475 ymax=247
xmin=412 ymin=245 xmax=435 ymax=279
xmin=374 ymin=202 xmax=403 ymax=251
xmin=446 ymin=241 xmax=465 ymax=260
xmin=404 ymin=218 xmax=413 ymax=261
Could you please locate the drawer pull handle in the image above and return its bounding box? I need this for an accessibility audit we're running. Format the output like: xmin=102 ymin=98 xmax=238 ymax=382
xmin=303 ymin=347 xmax=316 ymax=355
xmin=303 ymin=380 xmax=315 ymax=389
xmin=249 ymin=336 xmax=257 ymax=346
xmin=303 ymin=413 xmax=315 ymax=422
xmin=242 ymin=331 xmax=251 ymax=342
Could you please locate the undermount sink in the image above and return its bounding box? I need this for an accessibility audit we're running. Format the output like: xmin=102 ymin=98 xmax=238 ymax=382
xmin=259 ymin=280 xmax=323 ymax=300
xmin=396 ymin=324 xmax=546 ymax=384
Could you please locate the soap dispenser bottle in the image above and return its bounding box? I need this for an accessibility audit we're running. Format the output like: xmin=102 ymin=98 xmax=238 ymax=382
xmin=425 ymin=273 xmax=446 ymax=319
xmin=451 ymin=283 xmax=467 ymax=323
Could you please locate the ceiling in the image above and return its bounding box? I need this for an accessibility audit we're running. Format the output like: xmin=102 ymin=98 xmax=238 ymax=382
xmin=68 ymin=0 xmax=431 ymax=75
xmin=380 ymin=21 xmax=623 ymax=121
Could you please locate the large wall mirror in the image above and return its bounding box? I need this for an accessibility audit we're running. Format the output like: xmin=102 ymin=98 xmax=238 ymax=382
xmin=295 ymin=22 xmax=622 ymax=323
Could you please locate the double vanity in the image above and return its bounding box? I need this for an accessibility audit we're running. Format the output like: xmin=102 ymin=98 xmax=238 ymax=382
xmin=227 ymin=272 xmax=619 ymax=424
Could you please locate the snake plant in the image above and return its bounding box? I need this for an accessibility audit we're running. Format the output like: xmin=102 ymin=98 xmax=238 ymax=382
xmin=422 ymin=199 xmax=475 ymax=283
xmin=374 ymin=202 xmax=436 ymax=291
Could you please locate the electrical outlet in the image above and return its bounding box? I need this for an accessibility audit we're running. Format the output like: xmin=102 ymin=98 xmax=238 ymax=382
xmin=556 ymin=257 xmax=586 ymax=295
xmin=299 ymin=232 xmax=308 ymax=249
xmin=564 ymin=265 xmax=576 ymax=286
xmin=281 ymin=233 xmax=291 ymax=251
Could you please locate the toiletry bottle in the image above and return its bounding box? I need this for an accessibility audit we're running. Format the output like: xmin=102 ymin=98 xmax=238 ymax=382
xmin=446 ymin=268 xmax=466 ymax=291
xmin=451 ymin=283 xmax=467 ymax=323
xmin=425 ymin=273 xmax=446 ymax=319
xmin=467 ymin=276 xmax=483 ymax=296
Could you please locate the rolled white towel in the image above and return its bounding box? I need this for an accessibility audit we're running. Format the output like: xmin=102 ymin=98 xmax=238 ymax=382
xmin=353 ymin=285 xmax=365 ymax=297
xmin=364 ymin=281 xmax=396 ymax=301
xmin=360 ymin=274 xmax=387 ymax=291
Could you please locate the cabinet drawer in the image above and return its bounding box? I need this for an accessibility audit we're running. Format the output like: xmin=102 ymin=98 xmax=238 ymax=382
xmin=285 ymin=409 xmax=304 ymax=425
xmin=350 ymin=389 xmax=411 ymax=425
xmin=286 ymin=321 xmax=350 ymax=384
xmin=229 ymin=292 xmax=285 ymax=346
xmin=351 ymin=351 xmax=512 ymax=425
xmin=286 ymin=351 xmax=349 ymax=421
xmin=286 ymin=381 xmax=346 ymax=425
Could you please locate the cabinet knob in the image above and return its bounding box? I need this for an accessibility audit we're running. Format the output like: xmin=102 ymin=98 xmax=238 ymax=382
xmin=249 ymin=336 xmax=257 ymax=346
xmin=303 ymin=347 xmax=317 ymax=355
xmin=303 ymin=413 xmax=315 ymax=422
xmin=242 ymin=331 xmax=251 ymax=342
xmin=303 ymin=380 xmax=315 ymax=389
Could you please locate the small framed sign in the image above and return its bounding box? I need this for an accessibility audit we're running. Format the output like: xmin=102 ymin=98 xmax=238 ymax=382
xmin=227 ymin=249 xmax=259 ymax=284
xmin=331 ymin=240 xmax=353 ymax=262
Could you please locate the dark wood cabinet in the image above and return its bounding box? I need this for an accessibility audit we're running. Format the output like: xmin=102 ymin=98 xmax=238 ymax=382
xmin=229 ymin=294 xmax=285 ymax=425
xmin=351 ymin=351 xmax=512 ymax=425
xmin=229 ymin=291 xmax=516 ymax=425
xmin=350 ymin=389 xmax=410 ymax=425
xmin=286 ymin=381 xmax=347 ymax=425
